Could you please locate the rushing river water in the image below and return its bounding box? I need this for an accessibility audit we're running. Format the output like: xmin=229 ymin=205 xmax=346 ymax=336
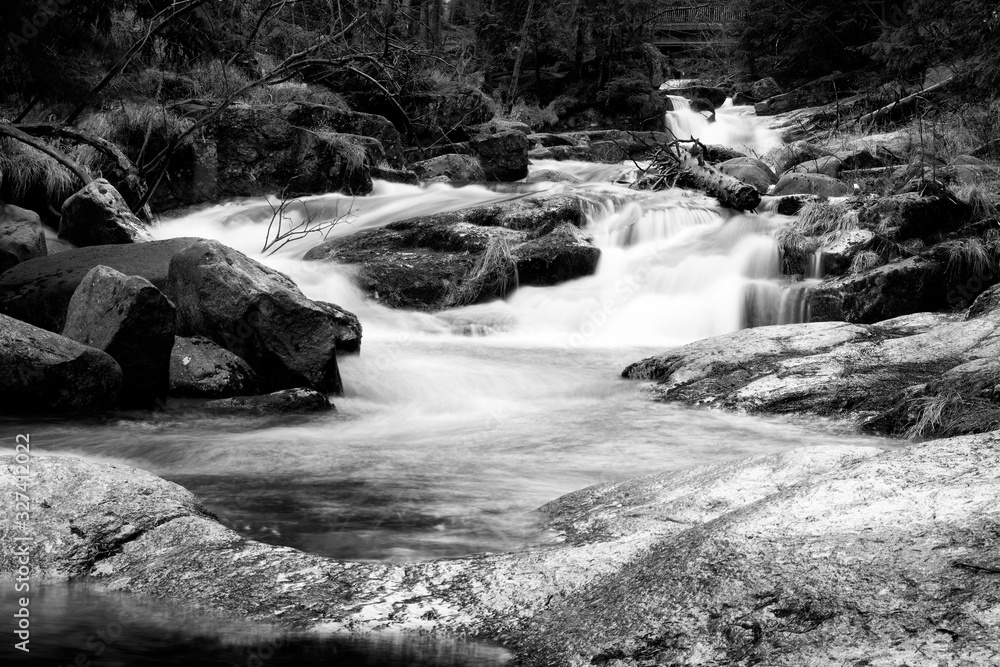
xmin=3 ymin=102 xmax=896 ymax=664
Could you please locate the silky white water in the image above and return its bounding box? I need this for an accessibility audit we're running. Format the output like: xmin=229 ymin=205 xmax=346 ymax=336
xmin=1 ymin=102 xmax=892 ymax=665
xmin=10 ymin=155 xmax=888 ymax=562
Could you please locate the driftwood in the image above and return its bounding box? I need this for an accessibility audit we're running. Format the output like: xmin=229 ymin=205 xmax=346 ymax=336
xmin=857 ymin=77 xmax=954 ymax=126
xmin=637 ymin=139 xmax=761 ymax=211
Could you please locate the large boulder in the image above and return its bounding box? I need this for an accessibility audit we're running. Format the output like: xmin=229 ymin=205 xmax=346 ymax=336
xmin=0 ymin=238 xmax=202 ymax=332
xmin=0 ymin=204 xmax=46 ymax=273
xmin=62 ymin=266 xmax=176 ymax=408
xmin=857 ymin=192 xmax=970 ymax=242
xmin=771 ymin=173 xmax=852 ymax=197
xmin=303 ymin=196 xmax=599 ymax=310
xmin=408 ymin=130 xmax=530 ymax=181
xmin=718 ymin=159 xmax=775 ymax=193
xmin=0 ymin=312 xmax=121 ymax=413
xmin=808 ymin=256 xmax=946 ymax=323
xmin=59 ymin=179 xmax=153 ymax=247
xmin=403 ymin=84 xmax=495 ymax=143
xmin=282 ymin=103 xmax=405 ymax=167
xmin=166 ymin=240 xmax=347 ymax=394
xmin=169 ymin=336 xmax=258 ymax=398
xmin=620 ymin=305 xmax=1000 ymax=439
xmin=212 ymin=106 xmax=378 ymax=197
xmin=152 ymin=104 xmax=403 ymax=208
xmin=466 ymin=131 xmax=531 ymax=181
xmin=513 ymin=223 xmax=601 ymax=285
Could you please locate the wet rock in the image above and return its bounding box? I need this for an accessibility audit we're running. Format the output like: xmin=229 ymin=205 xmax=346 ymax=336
xmin=808 ymin=256 xmax=946 ymax=323
xmin=404 ymin=84 xmax=494 ymax=144
xmin=282 ymin=103 xmax=405 ymax=167
xmin=0 ymin=237 xmax=202 ymax=332
xmin=303 ymin=195 xmax=597 ymax=310
xmin=169 ymin=336 xmax=258 ymax=398
xmin=467 ymin=130 xmax=530 ymax=181
xmin=411 ymin=154 xmax=484 ymax=181
xmin=203 ymin=388 xmax=332 ymax=413
xmin=166 ymin=240 xmax=351 ymax=394
xmin=62 ymin=266 xmax=175 ymax=408
xmin=317 ymin=301 xmax=363 ymax=354
xmin=409 ymin=131 xmax=530 ymax=181
xmin=620 ymin=304 xmax=1000 ymax=439
xmin=0 ymin=312 xmax=121 ymax=413
xmin=523 ymin=170 xmax=582 ymax=184
xmin=213 ymin=106 xmax=378 ymax=197
xmin=771 ymin=173 xmax=851 ymax=197
xmin=512 ymin=223 xmax=601 ymax=285
xmin=529 ymin=145 xmax=607 ymax=163
xmin=857 ymin=192 xmax=970 ymax=242
xmin=0 ymin=204 xmax=46 ymax=273
xmin=369 ymin=165 xmax=419 ymax=185
xmin=818 ymin=228 xmax=876 ymax=275
xmin=59 ymin=179 xmax=153 ymax=246
xmin=5 ymin=431 xmax=1000 ymax=665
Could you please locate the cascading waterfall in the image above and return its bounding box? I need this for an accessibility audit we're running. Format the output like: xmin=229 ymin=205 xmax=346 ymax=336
xmin=5 ymin=87 xmax=895 ymax=667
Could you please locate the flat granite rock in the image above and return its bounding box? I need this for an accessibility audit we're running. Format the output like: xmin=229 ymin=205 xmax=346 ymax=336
xmin=3 ymin=433 xmax=999 ymax=665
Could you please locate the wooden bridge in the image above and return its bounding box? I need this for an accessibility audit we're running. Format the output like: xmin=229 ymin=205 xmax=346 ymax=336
xmin=651 ymin=1 xmax=745 ymax=51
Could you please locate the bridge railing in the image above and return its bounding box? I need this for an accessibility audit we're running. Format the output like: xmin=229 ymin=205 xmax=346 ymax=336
xmin=655 ymin=2 xmax=747 ymax=28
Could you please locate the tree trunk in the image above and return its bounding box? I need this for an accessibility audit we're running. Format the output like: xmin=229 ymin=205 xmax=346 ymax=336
xmin=674 ymin=154 xmax=761 ymax=211
xmin=643 ymin=148 xmax=761 ymax=211
xmin=505 ymin=0 xmax=536 ymax=111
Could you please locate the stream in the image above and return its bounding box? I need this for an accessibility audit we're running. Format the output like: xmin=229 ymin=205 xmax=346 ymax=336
xmin=3 ymin=102 xmax=896 ymax=665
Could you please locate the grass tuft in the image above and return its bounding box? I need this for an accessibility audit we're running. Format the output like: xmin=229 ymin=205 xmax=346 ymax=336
xmin=446 ymin=235 xmax=518 ymax=307
xmin=955 ymin=183 xmax=1000 ymax=221
xmin=797 ymin=201 xmax=857 ymax=236
xmin=942 ymin=237 xmax=993 ymax=281
xmin=849 ymin=250 xmax=885 ymax=274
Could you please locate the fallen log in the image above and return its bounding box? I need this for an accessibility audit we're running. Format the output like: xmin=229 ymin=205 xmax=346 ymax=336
xmin=857 ymin=77 xmax=954 ymax=127
xmin=636 ymin=141 xmax=761 ymax=211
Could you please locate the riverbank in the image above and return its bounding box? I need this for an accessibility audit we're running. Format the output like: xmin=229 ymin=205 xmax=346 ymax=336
xmin=4 ymin=425 xmax=998 ymax=665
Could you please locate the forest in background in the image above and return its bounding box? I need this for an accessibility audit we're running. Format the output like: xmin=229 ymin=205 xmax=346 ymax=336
xmin=0 ymin=0 xmax=996 ymax=215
